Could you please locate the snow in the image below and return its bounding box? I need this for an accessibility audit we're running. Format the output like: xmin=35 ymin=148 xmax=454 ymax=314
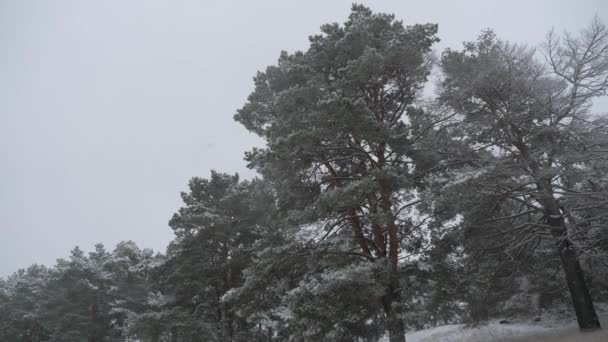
xmin=401 ymin=322 xmax=563 ymax=342
xmin=380 ymin=311 xmax=608 ymax=342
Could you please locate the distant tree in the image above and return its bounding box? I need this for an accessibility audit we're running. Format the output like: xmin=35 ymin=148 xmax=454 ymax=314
xmin=42 ymin=245 xmax=115 ymax=342
xmin=105 ymin=241 xmax=165 ymax=340
xmin=0 ymin=242 xmax=167 ymax=342
xmin=0 ymin=265 xmax=51 ymax=342
xmin=161 ymin=171 xmax=274 ymax=341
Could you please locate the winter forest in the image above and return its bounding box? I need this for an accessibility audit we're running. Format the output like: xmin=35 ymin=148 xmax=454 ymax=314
xmin=3 ymin=4 xmax=608 ymax=342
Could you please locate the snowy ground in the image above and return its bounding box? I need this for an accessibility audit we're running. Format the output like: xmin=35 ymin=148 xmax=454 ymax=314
xmin=381 ymin=308 xmax=608 ymax=342
xmin=402 ymin=320 xmax=608 ymax=342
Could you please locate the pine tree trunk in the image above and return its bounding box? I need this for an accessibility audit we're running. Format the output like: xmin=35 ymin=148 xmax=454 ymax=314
xmin=383 ymin=275 xmax=406 ymax=342
xmin=558 ymin=238 xmax=601 ymax=331
xmin=89 ymin=300 xmax=102 ymax=342
xmin=222 ymin=241 xmax=234 ymax=341
xmin=220 ymin=304 xmax=232 ymax=341
xmin=29 ymin=320 xmax=40 ymax=342
xmin=379 ymin=177 xmax=406 ymax=342
xmin=385 ymin=253 xmax=406 ymax=340
xmin=386 ymin=302 xmax=406 ymax=342
xmin=171 ymin=326 xmax=179 ymax=342
xmin=537 ymin=178 xmax=601 ymax=332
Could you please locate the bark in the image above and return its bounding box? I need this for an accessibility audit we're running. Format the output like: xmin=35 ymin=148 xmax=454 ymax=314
xmin=89 ymin=301 xmax=102 ymax=342
xmin=220 ymin=301 xmax=232 ymax=340
xmin=29 ymin=320 xmax=40 ymax=342
xmin=221 ymin=240 xmax=234 ymax=341
xmin=373 ymin=222 xmax=387 ymax=256
xmin=383 ymin=274 xmax=406 ymax=342
xmin=379 ymin=177 xmax=406 ymax=341
xmin=557 ymin=237 xmax=601 ymax=331
xmin=387 ymin=221 xmax=399 ymax=274
xmin=171 ymin=327 xmax=179 ymax=342
xmin=541 ymin=185 xmax=601 ymax=332
xmin=385 ymin=221 xmax=405 ymax=341
xmin=348 ymin=209 xmax=373 ymax=257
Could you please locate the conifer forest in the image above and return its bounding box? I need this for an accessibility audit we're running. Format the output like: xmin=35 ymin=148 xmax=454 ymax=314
xmin=2 ymin=4 xmax=608 ymax=342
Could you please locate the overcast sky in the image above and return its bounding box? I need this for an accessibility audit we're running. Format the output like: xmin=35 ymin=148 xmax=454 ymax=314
xmin=1 ymin=0 xmax=606 ymax=276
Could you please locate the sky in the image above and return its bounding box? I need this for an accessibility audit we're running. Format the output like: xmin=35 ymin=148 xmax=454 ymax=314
xmin=1 ymin=0 xmax=606 ymax=276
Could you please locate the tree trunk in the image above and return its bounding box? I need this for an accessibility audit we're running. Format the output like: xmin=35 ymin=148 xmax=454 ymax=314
xmin=558 ymin=238 xmax=601 ymax=331
xmin=29 ymin=320 xmax=40 ymax=342
xmin=171 ymin=326 xmax=179 ymax=342
xmin=219 ymin=240 xmax=234 ymax=341
xmin=348 ymin=209 xmax=373 ymax=257
xmin=536 ymin=178 xmax=601 ymax=332
xmin=386 ymin=224 xmax=405 ymax=342
xmin=379 ymin=178 xmax=406 ymax=342
xmin=383 ymin=274 xmax=406 ymax=342
xmin=151 ymin=331 xmax=160 ymax=342
xmin=220 ymin=303 xmax=232 ymax=341
xmin=89 ymin=301 xmax=102 ymax=342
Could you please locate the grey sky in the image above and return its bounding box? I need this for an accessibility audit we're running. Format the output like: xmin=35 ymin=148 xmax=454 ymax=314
xmin=1 ymin=0 xmax=606 ymax=276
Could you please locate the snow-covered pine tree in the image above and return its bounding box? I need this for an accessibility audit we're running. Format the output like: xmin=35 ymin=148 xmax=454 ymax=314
xmin=162 ymin=171 xmax=274 ymax=341
xmin=234 ymin=5 xmax=462 ymax=341
xmin=438 ymin=19 xmax=608 ymax=331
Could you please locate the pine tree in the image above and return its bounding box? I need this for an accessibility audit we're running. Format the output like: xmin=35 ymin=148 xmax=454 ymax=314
xmin=438 ymin=19 xmax=608 ymax=331
xmin=0 ymin=265 xmax=51 ymax=342
xmin=43 ymin=246 xmax=115 ymax=342
xmin=162 ymin=171 xmax=273 ymax=341
xmin=234 ymin=5 xmax=458 ymax=341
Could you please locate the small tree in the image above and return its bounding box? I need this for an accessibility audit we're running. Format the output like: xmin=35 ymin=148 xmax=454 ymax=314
xmin=164 ymin=171 xmax=272 ymax=341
